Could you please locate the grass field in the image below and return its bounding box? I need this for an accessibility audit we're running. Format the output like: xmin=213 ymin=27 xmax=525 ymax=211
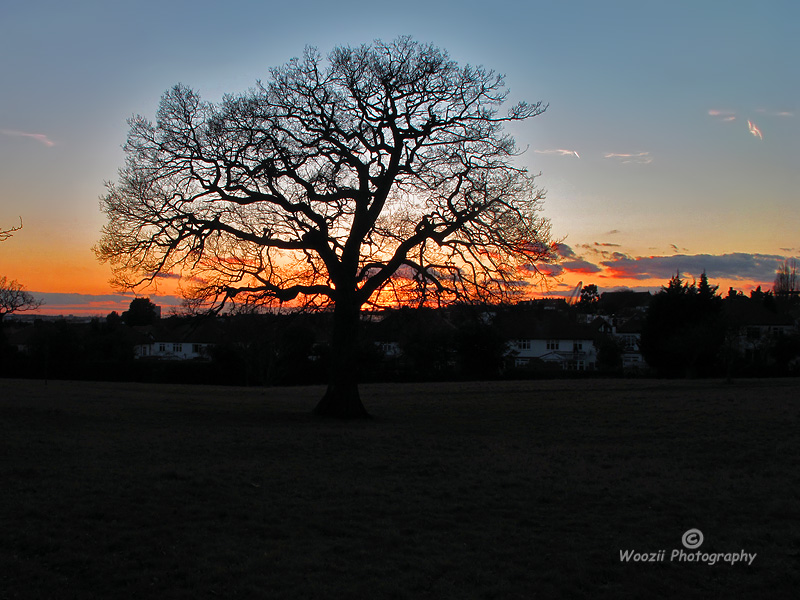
xmin=1 ymin=377 xmax=798 ymax=599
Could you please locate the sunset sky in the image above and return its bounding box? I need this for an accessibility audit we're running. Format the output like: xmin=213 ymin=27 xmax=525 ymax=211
xmin=1 ymin=0 xmax=797 ymax=315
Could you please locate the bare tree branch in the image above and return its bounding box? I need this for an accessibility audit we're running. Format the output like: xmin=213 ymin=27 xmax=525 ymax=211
xmin=0 ymin=217 xmax=23 ymax=242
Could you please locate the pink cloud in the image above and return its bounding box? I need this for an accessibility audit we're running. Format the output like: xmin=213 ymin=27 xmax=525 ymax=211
xmin=534 ymin=148 xmax=580 ymax=158
xmin=604 ymin=152 xmax=652 ymax=165
xmin=1 ymin=129 xmax=56 ymax=147
xmin=747 ymin=120 xmax=763 ymax=140
xmin=708 ymin=109 xmax=736 ymax=121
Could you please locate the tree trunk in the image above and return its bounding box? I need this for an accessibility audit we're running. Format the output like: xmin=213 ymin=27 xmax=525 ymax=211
xmin=313 ymin=300 xmax=370 ymax=418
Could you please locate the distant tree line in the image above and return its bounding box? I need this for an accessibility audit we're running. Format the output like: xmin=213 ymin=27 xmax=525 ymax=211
xmin=3 ymin=264 xmax=800 ymax=384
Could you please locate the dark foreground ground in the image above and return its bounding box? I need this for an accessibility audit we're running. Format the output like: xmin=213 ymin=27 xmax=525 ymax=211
xmin=1 ymin=377 xmax=798 ymax=599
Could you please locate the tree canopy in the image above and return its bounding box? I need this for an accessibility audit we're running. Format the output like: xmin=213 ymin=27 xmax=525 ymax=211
xmin=96 ymin=37 xmax=554 ymax=416
xmin=122 ymin=297 xmax=159 ymax=326
xmin=641 ymin=272 xmax=725 ymax=376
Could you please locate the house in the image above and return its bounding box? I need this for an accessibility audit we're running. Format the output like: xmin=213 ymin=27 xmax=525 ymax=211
xmin=615 ymin=316 xmax=645 ymax=369
xmin=500 ymin=312 xmax=599 ymax=371
xmin=133 ymin=320 xmax=223 ymax=361
xmin=723 ymin=299 xmax=797 ymax=364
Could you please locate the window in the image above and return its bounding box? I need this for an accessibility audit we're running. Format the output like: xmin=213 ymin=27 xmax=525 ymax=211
xmin=192 ymin=344 xmax=202 ymax=354
xmin=547 ymin=340 xmax=559 ymax=350
xmin=380 ymin=342 xmax=398 ymax=355
xmin=573 ymin=341 xmax=583 ymax=352
xmin=173 ymin=343 xmax=182 ymax=353
xmin=517 ymin=339 xmax=531 ymax=350
xmin=158 ymin=343 xmax=166 ymax=353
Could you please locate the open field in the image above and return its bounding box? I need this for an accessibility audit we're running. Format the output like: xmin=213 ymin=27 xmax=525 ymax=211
xmin=1 ymin=377 xmax=798 ymax=599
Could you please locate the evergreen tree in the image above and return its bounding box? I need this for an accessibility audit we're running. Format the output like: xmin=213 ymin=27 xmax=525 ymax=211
xmin=641 ymin=272 xmax=725 ymax=376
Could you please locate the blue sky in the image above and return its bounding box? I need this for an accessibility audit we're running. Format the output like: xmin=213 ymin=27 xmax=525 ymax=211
xmin=1 ymin=0 xmax=797 ymax=314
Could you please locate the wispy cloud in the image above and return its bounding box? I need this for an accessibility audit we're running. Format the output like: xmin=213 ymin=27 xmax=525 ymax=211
xmin=747 ymin=120 xmax=763 ymax=140
xmin=756 ymin=108 xmax=794 ymax=118
xmin=576 ymin=244 xmax=630 ymax=261
xmin=709 ymin=108 xmax=773 ymax=139
xmin=604 ymin=152 xmax=652 ymax=165
xmin=668 ymin=244 xmax=691 ymax=254
xmin=1 ymin=129 xmax=56 ymax=147
xmin=708 ymin=109 xmax=737 ymax=122
xmin=534 ymin=148 xmax=580 ymax=158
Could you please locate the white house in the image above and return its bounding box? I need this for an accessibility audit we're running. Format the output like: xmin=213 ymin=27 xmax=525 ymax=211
xmin=133 ymin=321 xmax=222 ymax=361
xmin=503 ymin=314 xmax=599 ymax=371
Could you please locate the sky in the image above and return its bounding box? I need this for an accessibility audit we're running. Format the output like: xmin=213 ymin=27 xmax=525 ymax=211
xmin=1 ymin=0 xmax=797 ymax=315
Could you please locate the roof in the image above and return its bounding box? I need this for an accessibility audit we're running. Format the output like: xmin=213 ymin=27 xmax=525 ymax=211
xmin=723 ymin=300 xmax=796 ymax=327
xmin=495 ymin=311 xmax=596 ymax=340
xmin=133 ymin=319 xmax=227 ymax=345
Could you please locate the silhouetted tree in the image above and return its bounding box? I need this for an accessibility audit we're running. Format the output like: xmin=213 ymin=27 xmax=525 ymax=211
xmin=122 ymin=297 xmax=159 ymax=326
xmin=0 ymin=276 xmax=42 ymax=322
xmin=596 ymin=334 xmax=624 ymax=373
xmin=750 ymin=286 xmax=777 ymax=312
xmin=773 ymin=258 xmax=798 ymax=306
xmin=452 ymin=307 xmax=506 ymax=379
xmin=96 ymin=37 xmax=553 ymax=417
xmin=1 ymin=219 xmax=42 ymax=321
xmin=641 ymin=272 xmax=725 ymax=376
xmin=578 ymin=284 xmax=599 ymax=312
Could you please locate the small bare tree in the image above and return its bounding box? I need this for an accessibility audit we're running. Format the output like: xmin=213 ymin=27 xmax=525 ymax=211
xmin=1 ymin=219 xmax=42 ymax=320
xmin=773 ymin=258 xmax=798 ymax=299
xmin=96 ymin=37 xmax=554 ymax=416
xmin=0 ymin=276 xmax=42 ymax=322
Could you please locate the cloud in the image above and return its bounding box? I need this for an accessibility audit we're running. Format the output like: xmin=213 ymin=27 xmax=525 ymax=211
xmin=27 ymin=292 xmax=184 ymax=315
xmin=550 ymin=243 xmax=602 ymax=274
xmin=526 ymin=263 xmax=564 ymax=277
xmin=708 ymin=109 xmax=771 ymax=139
xmin=604 ymin=152 xmax=652 ymax=165
xmin=756 ymin=108 xmax=794 ymax=117
xmin=1 ymin=129 xmax=56 ymax=147
xmin=553 ymin=242 xmax=577 ymax=259
xmin=747 ymin=120 xmax=763 ymax=140
xmin=534 ymin=148 xmax=580 ymax=158
xmin=600 ymin=252 xmax=786 ymax=282
xmin=577 ymin=244 xmax=632 ymax=261
xmin=561 ymin=260 xmax=602 ymax=274
xmin=152 ymin=272 xmax=207 ymax=285
xmin=708 ymin=109 xmax=737 ymax=122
